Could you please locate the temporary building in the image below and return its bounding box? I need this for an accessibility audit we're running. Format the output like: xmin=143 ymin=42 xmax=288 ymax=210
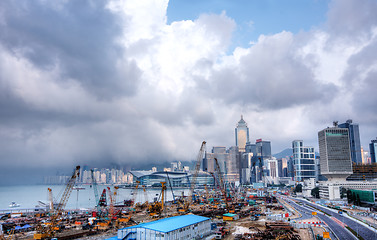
xmin=223 ymin=213 xmax=239 ymax=221
xmin=117 ymin=214 xmax=211 ymax=240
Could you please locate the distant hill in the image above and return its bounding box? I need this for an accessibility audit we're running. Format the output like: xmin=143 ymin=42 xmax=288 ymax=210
xmin=273 ymin=148 xmax=293 ymax=159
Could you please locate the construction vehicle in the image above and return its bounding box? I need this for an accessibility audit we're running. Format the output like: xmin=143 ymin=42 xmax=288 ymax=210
xmin=148 ymin=182 xmax=166 ymax=216
xmin=115 ymin=182 xmax=143 ymax=228
xmin=0 ymin=228 xmax=14 ymax=240
xmin=179 ymin=141 xmax=206 ymax=212
xmin=34 ymin=165 xmax=80 ymax=239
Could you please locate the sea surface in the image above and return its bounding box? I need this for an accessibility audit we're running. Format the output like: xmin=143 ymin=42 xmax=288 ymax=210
xmin=0 ymin=185 xmax=189 ymax=211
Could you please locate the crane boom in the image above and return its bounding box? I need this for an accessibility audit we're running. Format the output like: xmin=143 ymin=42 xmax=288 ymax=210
xmin=165 ymin=171 xmax=176 ymax=203
xmin=48 ymin=188 xmax=54 ymax=212
xmin=57 ymin=166 xmax=80 ymax=212
xmin=34 ymin=165 xmax=80 ymax=240
xmin=91 ymin=169 xmax=101 ymax=213
xmin=107 ymin=187 xmax=114 ymax=220
xmin=214 ymin=158 xmax=228 ymax=210
xmin=132 ymin=181 xmax=140 ymax=207
xmin=184 ymin=141 xmax=206 ymax=210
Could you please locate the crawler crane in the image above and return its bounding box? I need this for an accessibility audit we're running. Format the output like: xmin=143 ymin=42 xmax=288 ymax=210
xmin=179 ymin=141 xmax=206 ymax=212
xmin=214 ymin=158 xmax=229 ymax=211
xmin=34 ymin=166 xmax=80 ymax=240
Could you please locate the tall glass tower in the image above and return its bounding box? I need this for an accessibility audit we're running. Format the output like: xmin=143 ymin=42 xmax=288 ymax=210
xmin=235 ymin=115 xmax=249 ymax=152
xmin=370 ymin=138 xmax=377 ymax=163
xmin=292 ymin=140 xmax=315 ymax=182
xmin=339 ymin=119 xmax=362 ymax=164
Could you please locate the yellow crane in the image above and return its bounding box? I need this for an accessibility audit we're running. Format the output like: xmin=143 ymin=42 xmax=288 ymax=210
xmin=148 ymin=182 xmax=166 ymax=216
xmin=34 ymin=166 xmax=80 ymax=239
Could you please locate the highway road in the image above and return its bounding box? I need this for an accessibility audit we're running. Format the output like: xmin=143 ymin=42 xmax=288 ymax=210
xmin=283 ymin=196 xmax=377 ymax=240
xmin=281 ymin=197 xmax=345 ymax=240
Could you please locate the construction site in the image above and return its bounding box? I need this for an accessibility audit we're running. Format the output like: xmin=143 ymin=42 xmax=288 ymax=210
xmin=0 ymin=142 xmax=312 ymax=240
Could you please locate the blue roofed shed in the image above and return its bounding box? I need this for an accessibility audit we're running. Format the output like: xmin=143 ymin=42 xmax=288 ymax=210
xmin=118 ymin=214 xmax=211 ymax=240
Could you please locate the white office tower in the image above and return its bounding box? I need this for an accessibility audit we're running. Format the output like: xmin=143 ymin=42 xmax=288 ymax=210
xmin=318 ymin=123 xmax=353 ymax=180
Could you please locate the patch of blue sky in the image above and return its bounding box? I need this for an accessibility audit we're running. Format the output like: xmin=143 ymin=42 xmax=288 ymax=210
xmin=167 ymin=0 xmax=330 ymax=51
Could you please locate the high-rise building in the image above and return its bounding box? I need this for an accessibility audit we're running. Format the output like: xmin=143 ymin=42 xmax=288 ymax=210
xmin=292 ymin=140 xmax=316 ymax=182
xmin=245 ymin=142 xmax=257 ymax=155
xmin=226 ymin=146 xmax=240 ymax=182
xmin=256 ymin=139 xmax=271 ymax=158
xmin=287 ymin=156 xmax=294 ymax=180
xmin=318 ymin=123 xmax=353 ymax=180
xmin=370 ymin=138 xmax=377 ymax=163
xmin=235 ymin=115 xmax=249 ymax=152
xmin=339 ymin=119 xmax=362 ymax=164
xmin=277 ymin=158 xmax=283 ymax=178
xmin=203 ymin=146 xmax=240 ymax=182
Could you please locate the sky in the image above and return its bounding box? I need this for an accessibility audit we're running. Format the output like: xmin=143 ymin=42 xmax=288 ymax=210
xmin=1 ymin=0 xmax=377 ymax=184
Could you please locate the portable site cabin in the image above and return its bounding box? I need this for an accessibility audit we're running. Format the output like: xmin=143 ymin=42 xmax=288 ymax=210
xmin=117 ymin=214 xmax=211 ymax=240
xmin=222 ymin=213 xmax=239 ymax=221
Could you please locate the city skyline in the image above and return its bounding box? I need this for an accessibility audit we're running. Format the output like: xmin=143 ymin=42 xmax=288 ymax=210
xmin=1 ymin=0 xmax=377 ymax=185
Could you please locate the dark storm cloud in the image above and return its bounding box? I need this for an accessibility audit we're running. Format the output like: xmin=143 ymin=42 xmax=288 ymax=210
xmin=1 ymin=0 xmax=377 ymax=186
xmin=0 ymin=0 xmax=141 ymax=98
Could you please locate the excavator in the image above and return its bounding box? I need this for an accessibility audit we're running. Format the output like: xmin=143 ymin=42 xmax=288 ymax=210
xmin=148 ymin=182 xmax=166 ymax=217
xmin=34 ymin=166 xmax=80 ymax=240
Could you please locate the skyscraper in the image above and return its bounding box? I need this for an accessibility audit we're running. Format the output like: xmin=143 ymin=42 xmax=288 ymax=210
xmin=318 ymin=123 xmax=353 ymax=180
xmin=292 ymin=140 xmax=316 ymax=182
xmin=256 ymin=139 xmax=271 ymax=158
xmin=338 ymin=119 xmax=362 ymax=164
xmin=370 ymin=138 xmax=377 ymax=163
xmin=235 ymin=115 xmax=249 ymax=152
xmin=203 ymin=146 xmax=240 ymax=182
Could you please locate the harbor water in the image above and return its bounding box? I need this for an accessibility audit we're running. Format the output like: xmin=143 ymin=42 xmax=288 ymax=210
xmin=0 ymin=185 xmax=189 ymax=211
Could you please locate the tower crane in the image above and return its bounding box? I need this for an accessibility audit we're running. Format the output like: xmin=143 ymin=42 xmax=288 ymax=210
xmin=34 ymin=165 xmax=80 ymax=240
xmin=181 ymin=141 xmax=206 ymax=212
